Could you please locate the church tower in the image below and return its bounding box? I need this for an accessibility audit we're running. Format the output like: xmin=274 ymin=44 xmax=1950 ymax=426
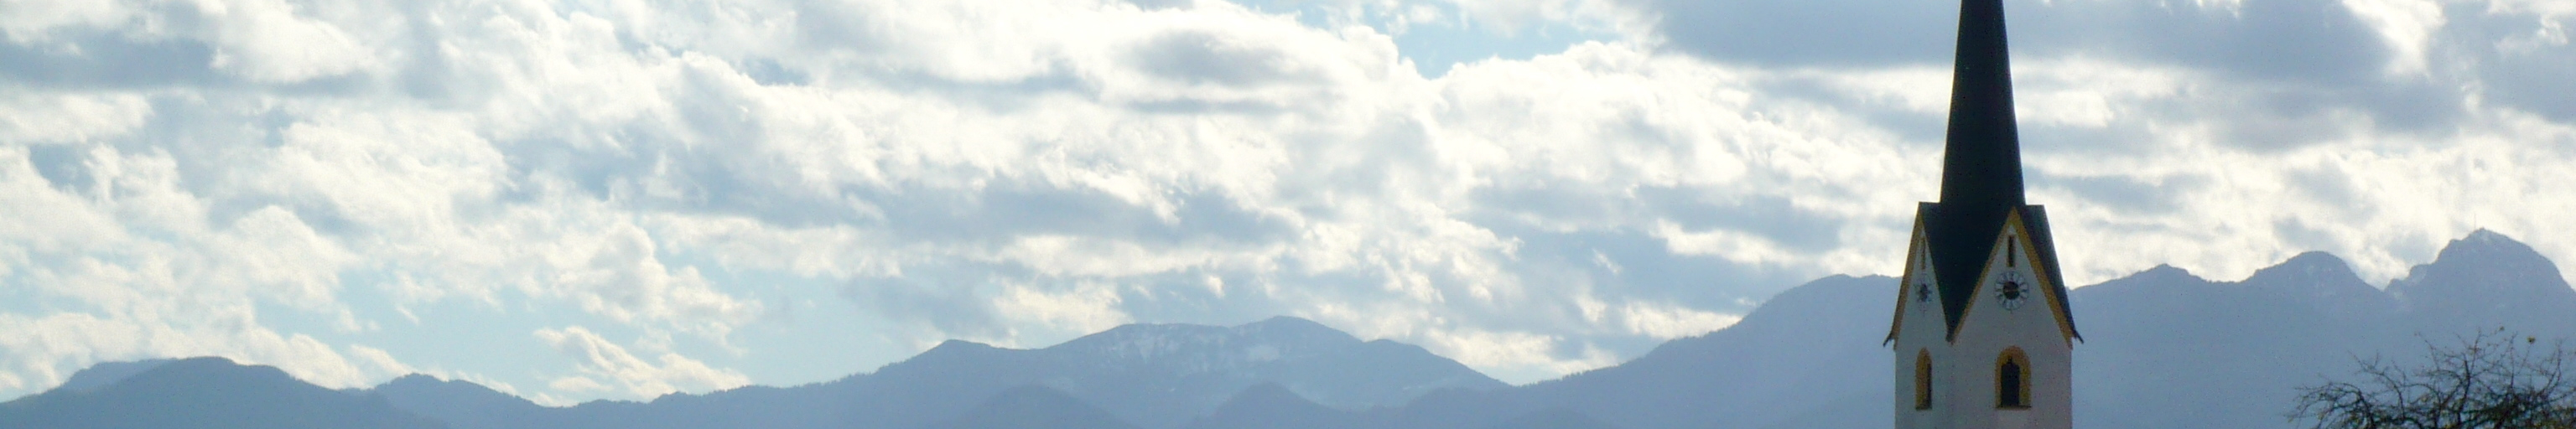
xmin=1886 ymin=0 xmax=2079 ymax=428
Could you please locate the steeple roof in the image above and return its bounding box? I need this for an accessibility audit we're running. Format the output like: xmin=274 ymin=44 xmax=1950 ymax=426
xmin=1937 ymin=0 xmax=2022 ymax=210
xmin=1923 ymin=0 xmax=2057 ymax=333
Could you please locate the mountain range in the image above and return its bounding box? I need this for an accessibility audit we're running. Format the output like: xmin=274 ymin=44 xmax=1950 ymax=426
xmin=5 ymin=230 xmax=2570 ymax=429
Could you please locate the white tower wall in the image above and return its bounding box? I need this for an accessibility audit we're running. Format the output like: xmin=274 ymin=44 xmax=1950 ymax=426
xmin=1891 ymin=216 xmax=2075 ymax=429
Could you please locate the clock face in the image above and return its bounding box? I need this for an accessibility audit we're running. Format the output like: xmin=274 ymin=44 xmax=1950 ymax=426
xmin=1993 ymin=271 xmax=2029 ymax=310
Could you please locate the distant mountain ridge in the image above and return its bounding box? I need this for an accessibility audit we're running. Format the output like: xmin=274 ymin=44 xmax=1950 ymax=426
xmin=0 ymin=357 xmax=442 ymax=429
xmin=391 ymin=315 xmax=1503 ymax=429
xmin=7 ymin=230 xmax=2571 ymax=429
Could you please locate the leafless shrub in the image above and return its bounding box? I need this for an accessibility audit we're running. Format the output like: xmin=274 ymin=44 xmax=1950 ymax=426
xmin=2294 ymin=328 xmax=2576 ymax=429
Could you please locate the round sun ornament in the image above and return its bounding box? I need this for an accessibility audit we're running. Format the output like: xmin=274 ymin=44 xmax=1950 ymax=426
xmin=1993 ymin=271 xmax=2029 ymax=310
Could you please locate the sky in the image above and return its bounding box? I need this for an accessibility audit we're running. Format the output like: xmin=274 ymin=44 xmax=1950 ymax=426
xmin=0 ymin=0 xmax=2572 ymax=405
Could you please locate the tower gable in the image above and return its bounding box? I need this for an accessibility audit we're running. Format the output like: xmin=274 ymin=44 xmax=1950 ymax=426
xmin=1945 ymin=208 xmax=2080 ymax=344
xmin=1889 ymin=209 xmax=1945 ymax=344
xmin=1905 ymin=204 xmax=2084 ymax=343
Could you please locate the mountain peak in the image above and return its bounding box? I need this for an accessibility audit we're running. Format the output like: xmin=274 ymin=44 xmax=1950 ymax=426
xmin=2438 ymin=229 xmax=2548 ymax=265
xmin=146 ymin=357 xmax=293 ymax=384
xmin=376 ymin=373 xmax=515 ymax=399
xmin=373 ymin=373 xmax=543 ymax=429
xmin=4 ymin=356 xmax=444 ymax=429
xmin=2463 ymin=228 xmax=2515 ymax=247
xmin=2397 ymin=230 xmax=2565 ymax=292
xmin=34 ymin=357 xmax=288 ymax=398
xmin=919 ymin=339 xmax=1004 ymax=357
xmin=2242 ymin=251 xmax=2365 ymax=287
xmin=2277 ymin=251 xmax=2350 ymax=271
xmin=1051 ymin=318 xmax=1363 ymax=366
xmin=2239 ymin=251 xmax=2396 ymax=321
xmin=52 ymin=358 xmax=177 ymax=394
xmin=2128 ymin=264 xmax=2203 ymax=284
xmin=1237 ymin=316 xmax=1333 ymax=333
xmin=382 ymin=373 xmax=442 ymax=386
xmin=2388 ymin=230 xmax=2576 ymax=334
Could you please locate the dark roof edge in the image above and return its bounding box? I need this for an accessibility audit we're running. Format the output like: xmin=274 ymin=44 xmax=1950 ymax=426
xmin=1888 ymin=204 xmax=1939 ymax=344
xmin=2021 ymin=205 xmax=2080 ymax=341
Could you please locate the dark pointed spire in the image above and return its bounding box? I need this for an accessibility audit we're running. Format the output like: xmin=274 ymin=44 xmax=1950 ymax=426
xmin=1938 ymin=0 xmax=2023 ymax=210
xmin=1925 ymin=0 xmax=2033 ymax=329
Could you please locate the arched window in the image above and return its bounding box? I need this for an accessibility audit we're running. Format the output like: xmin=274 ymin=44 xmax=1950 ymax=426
xmin=1997 ymin=347 xmax=2030 ymax=409
xmin=1914 ymin=349 xmax=1933 ymax=410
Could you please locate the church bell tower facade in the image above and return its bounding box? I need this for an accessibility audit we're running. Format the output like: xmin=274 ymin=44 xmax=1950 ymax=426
xmin=1886 ymin=0 xmax=2079 ymax=428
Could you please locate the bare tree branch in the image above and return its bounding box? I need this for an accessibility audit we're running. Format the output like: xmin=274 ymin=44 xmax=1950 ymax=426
xmin=2293 ymin=328 xmax=2576 ymax=429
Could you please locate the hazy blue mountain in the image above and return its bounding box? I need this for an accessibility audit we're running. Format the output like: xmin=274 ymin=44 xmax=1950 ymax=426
xmin=1510 ymin=274 xmax=1896 ymax=429
xmin=1306 ymin=275 xmax=1895 ymax=429
xmin=48 ymin=359 xmax=175 ymax=394
xmin=2389 ymin=230 xmax=2576 ymax=338
xmin=1182 ymin=383 xmax=1361 ymax=429
xmin=17 ymin=230 xmax=2573 ymax=429
xmin=1748 ymin=230 xmax=2568 ymax=429
xmin=2070 ymin=261 xmax=2386 ymax=429
xmin=2241 ymin=251 xmax=2400 ymax=323
xmin=797 ymin=315 xmax=1503 ymax=429
xmin=1029 ymin=316 xmax=1505 ymax=427
xmin=2077 ymin=230 xmax=2576 ymax=429
xmin=373 ymin=375 xmax=548 ymax=429
xmin=1337 ymin=230 xmax=2575 ymax=429
xmin=929 ymin=385 xmax=1137 ymax=429
xmin=367 ymin=316 xmax=1499 ymax=429
xmin=1478 ymin=407 xmax=1621 ymax=429
xmin=0 ymin=357 xmax=444 ymax=429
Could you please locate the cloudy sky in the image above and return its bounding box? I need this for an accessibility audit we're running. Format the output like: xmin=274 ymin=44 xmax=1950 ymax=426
xmin=1 ymin=0 xmax=2571 ymax=404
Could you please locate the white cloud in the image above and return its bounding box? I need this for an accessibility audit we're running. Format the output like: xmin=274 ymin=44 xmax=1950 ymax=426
xmin=203 ymin=206 xmax=358 ymax=314
xmin=0 ymin=0 xmax=381 ymax=83
xmin=1415 ymin=325 xmax=1620 ymax=382
xmin=1616 ymin=301 xmax=1738 ymax=339
xmin=989 ymin=281 xmax=1133 ymax=344
xmin=533 ymin=325 xmax=750 ymax=400
xmin=195 ymin=0 xmax=381 ymax=82
xmin=0 ymin=144 xmax=412 ymax=392
xmin=0 ymin=147 xmax=124 ymax=259
xmin=0 ymin=0 xmax=2572 ymax=402
xmin=0 ymin=92 xmax=152 ymax=144
xmin=539 ymin=223 xmax=761 ymax=337
xmin=345 ymin=344 xmax=413 ymax=375
xmin=0 ymin=0 xmax=133 ymax=41
xmin=2340 ymin=0 xmax=2446 ymax=75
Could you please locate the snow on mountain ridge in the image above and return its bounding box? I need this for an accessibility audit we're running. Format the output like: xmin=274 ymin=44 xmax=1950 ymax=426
xmin=1046 ymin=317 xmax=1363 ymax=375
xmin=2231 ymin=251 xmax=2397 ymax=322
xmin=2244 ymin=251 xmax=2361 ymax=287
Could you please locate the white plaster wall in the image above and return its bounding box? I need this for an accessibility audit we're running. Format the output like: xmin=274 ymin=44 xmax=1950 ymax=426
xmin=1944 ymin=220 xmax=2075 ymax=429
xmin=1893 ymin=214 xmax=2077 ymax=429
xmin=1893 ymin=230 xmax=1955 ymax=429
